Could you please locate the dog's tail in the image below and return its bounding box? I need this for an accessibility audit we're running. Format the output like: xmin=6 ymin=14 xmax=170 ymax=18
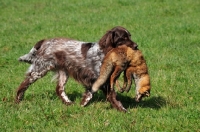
xmin=91 ymin=61 xmax=113 ymax=93
xmin=18 ymin=48 xmax=37 ymax=64
xmin=18 ymin=39 xmax=45 ymax=64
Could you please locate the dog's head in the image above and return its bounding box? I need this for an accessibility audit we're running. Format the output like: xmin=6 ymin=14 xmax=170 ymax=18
xmin=99 ymin=26 xmax=138 ymax=54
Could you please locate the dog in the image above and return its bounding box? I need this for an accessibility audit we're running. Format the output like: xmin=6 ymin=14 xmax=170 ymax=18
xmin=89 ymin=43 xmax=150 ymax=107
xmin=15 ymin=26 xmax=138 ymax=112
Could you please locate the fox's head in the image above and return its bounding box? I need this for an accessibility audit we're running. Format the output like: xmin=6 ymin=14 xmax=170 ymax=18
xmin=135 ymin=89 xmax=150 ymax=102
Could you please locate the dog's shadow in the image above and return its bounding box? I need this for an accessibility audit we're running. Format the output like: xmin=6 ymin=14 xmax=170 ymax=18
xmin=22 ymin=90 xmax=82 ymax=103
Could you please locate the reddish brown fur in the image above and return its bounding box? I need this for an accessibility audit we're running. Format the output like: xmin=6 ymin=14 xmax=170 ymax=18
xmin=91 ymin=43 xmax=150 ymax=103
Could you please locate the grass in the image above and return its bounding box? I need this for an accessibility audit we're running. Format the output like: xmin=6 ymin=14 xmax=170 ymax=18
xmin=0 ymin=0 xmax=200 ymax=131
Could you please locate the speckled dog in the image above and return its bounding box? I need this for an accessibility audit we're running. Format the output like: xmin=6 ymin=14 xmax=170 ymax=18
xmin=15 ymin=26 xmax=138 ymax=112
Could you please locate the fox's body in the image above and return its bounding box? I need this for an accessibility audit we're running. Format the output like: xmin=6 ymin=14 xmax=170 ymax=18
xmin=92 ymin=45 xmax=150 ymax=102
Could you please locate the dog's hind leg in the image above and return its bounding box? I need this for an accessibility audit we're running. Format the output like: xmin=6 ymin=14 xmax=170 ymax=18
xmin=15 ymin=64 xmax=50 ymax=103
xmin=107 ymin=89 xmax=127 ymax=112
xmin=55 ymin=70 xmax=73 ymax=105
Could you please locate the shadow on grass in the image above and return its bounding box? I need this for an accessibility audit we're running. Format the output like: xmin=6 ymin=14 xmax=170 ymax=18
xmin=1 ymin=90 xmax=82 ymax=104
xmin=26 ymin=90 xmax=83 ymax=102
xmin=5 ymin=90 xmax=166 ymax=111
xmin=117 ymin=94 xmax=167 ymax=110
xmin=30 ymin=91 xmax=167 ymax=110
xmin=76 ymin=91 xmax=167 ymax=110
xmin=87 ymin=91 xmax=167 ymax=110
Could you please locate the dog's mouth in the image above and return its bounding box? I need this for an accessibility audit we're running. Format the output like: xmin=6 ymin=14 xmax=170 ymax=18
xmin=135 ymin=91 xmax=150 ymax=102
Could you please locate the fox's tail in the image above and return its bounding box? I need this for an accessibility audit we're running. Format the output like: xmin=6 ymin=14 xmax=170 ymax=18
xmin=91 ymin=61 xmax=113 ymax=93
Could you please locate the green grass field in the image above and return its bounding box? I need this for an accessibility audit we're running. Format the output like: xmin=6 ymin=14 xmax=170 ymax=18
xmin=0 ymin=0 xmax=199 ymax=131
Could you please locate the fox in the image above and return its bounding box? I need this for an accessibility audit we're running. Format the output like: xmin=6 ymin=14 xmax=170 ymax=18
xmin=91 ymin=43 xmax=151 ymax=102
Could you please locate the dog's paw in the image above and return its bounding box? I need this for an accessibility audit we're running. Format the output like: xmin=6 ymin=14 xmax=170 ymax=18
xmin=80 ymin=91 xmax=93 ymax=107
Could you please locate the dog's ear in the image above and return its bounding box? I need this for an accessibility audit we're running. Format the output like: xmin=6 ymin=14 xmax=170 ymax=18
xmin=125 ymin=30 xmax=131 ymax=38
xmin=106 ymin=31 xmax=115 ymax=47
xmin=99 ymin=30 xmax=114 ymax=49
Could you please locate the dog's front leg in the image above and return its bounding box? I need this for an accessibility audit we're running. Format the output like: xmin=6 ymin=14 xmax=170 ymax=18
xmin=80 ymin=90 xmax=93 ymax=107
xmin=55 ymin=70 xmax=73 ymax=105
xmin=107 ymin=89 xmax=127 ymax=112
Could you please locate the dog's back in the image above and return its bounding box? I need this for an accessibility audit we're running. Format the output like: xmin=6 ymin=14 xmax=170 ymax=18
xmin=19 ymin=38 xmax=104 ymax=87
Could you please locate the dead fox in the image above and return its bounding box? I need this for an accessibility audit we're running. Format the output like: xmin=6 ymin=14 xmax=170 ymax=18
xmin=92 ymin=44 xmax=150 ymax=102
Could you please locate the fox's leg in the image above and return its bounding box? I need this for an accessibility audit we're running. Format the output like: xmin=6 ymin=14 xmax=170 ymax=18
xmin=124 ymin=68 xmax=133 ymax=92
xmin=110 ymin=66 xmax=124 ymax=91
xmin=118 ymin=70 xmax=128 ymax=93
xmin=115 ymin=80 xmax=122 ymax=92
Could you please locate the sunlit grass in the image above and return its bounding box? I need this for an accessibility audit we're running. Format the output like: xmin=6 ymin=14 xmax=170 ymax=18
xmin=0 ymin=0 xmax=199 ymax=131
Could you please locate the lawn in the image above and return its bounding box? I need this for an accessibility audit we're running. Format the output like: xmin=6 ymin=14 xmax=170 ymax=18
xmin=0 ymin=0 xmax=199 ymax=131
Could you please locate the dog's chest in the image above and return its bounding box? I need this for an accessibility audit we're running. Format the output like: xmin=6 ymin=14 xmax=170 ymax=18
xmin=86 ymin=44 xmax=104 ymax=76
